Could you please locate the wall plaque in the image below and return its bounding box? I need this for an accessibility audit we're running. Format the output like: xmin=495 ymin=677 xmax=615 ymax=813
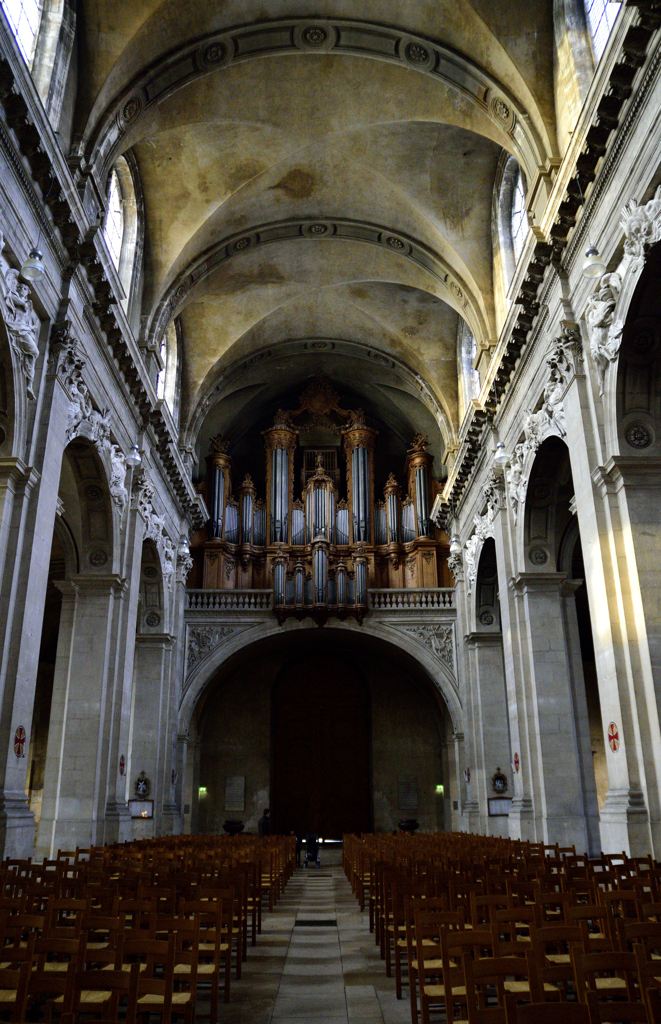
xmin=398 ymin=775 xmax=418 ymax=810
xmin=225 ymin=775 xmax=245 ymax=811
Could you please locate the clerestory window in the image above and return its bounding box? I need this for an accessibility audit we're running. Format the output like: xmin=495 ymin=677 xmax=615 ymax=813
xmin=1 ymin=0 xmax=42 ymax=67
xmin=584 ymin=0 xmax=621 ymax=62
xmin=103 ymin=169 xmax=124 ymax=271
xmin=510 ymin=166 xmax=527 ymax=264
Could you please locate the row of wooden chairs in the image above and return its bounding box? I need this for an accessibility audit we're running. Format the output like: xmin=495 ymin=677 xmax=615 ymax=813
xmin=0 ymin=833 xmax=295 ymax=1022
xmin=344 ymin=832 xmax=661 ymax=1024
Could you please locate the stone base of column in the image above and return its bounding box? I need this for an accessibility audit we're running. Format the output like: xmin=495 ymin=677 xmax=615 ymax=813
xmin=600 ymin=788 xmax=651 ymax=856
xmin=103 ymin=800 xmax=133 ymax=845
xmin=160 ymin=803 xmax=181 ymax=837
xmin=508 ymin=797 xmax=535 ymax=841
xmin=36 ymin=817 xmax=98 ymax=859
xmin=542 ymin=815 xmax=589 ymax=852
xmin=462 ymin=799 xmax=481 ymax=834
xmin=0 ymin=792 xmax=35 ymax=859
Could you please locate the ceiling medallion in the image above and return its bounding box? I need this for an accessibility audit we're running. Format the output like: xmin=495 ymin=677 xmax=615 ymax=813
xmin=308 ymin=223 xmax=328 ymax=235
xmin=625 ymin=423 xmax=653 ymax=449
xmin=386 ymin=236 xmax=405 ymax=250
xmin=529 ymin=547 xmax=549 ymax=566
xmin=121 ymin=96 xmax=141 ymax=124
xmin=232 ymin=236 xmax=252 ymax=252
xmin=490 ymin=95 xmax=513 ymax=127
xmin=405 ymin=42 xmax=430 ymax=64
xmin=203 ymin=41 xmax=226 ymax=64
xmin=303 ymin=26 xmax=327 ymax=46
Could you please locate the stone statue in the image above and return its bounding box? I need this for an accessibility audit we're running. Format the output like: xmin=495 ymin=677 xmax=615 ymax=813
xmin=3 ymin=269 xmax=41 ymax=399
xmin=585 ymin=272 xmax=622 ymax=395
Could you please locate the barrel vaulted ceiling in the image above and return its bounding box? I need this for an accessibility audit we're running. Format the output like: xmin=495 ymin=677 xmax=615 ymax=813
xmin=75 ymin=1 xmax=557 ymax=459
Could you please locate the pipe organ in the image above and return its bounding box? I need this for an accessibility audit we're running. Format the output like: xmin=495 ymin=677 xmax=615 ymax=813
xmin=198 ymin=381 xmax=448 ymax=620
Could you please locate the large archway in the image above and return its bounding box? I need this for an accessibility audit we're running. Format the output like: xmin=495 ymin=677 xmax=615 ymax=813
xmin=188 ymin=628 xmax=451 ymax=837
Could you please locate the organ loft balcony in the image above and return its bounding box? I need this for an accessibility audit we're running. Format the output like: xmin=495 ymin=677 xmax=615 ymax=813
xmin=185 ymin=379 xmax=456 ymax=626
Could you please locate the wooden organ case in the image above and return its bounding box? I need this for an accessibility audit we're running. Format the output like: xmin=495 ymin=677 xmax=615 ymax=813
xmin=196 ymin=380 xmax=450 ymax=622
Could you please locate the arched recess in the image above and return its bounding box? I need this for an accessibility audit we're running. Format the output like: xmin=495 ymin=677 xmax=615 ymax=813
xmin=522 ymin=436 xmax=602 ymax=854
xmin=82 ymin=20 xmax=553 ymax=190
xmin=182 ymin=625 xmax=456 ymax=837
xmin=180 ymin=618 xmax=462 ymax=735
xmin=31 ymin=439 xmax=116 ymax=842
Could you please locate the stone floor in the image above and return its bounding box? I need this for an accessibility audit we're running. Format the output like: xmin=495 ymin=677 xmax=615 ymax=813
xmin=216 ymin=847 xmax=410 ymax=1024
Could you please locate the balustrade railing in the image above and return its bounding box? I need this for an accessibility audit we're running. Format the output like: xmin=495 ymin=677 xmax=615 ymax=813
xmin=187 ymin=587 xmax=454 ymax=612
xmin=368 ymin=588 xmax=454 ymax=609
xmin=187 ymin=589 xmax=273 ymax=610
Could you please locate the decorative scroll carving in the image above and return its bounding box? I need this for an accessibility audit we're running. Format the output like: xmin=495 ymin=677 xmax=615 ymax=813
xmin=132 ymin=475 xmax=176 ymax=587
xmin=187 ymin=625 xmax=236 ymax=670
xmin=464 ymin=506 xmax=496 ymax=590
xmin=401 ymin=624 xmax=454 ymax=670
xmin=1 ymin=268 xmax=40 ymax=399
xmin=585 ymin=273 xmax=623 ymax=395
xmin=622 ymin=185 xmax=661 ymax=270
xmin=447 ymin=553 xmax=463 ymax=582
xmin=176 ymin=552 xmax=194 ymax=585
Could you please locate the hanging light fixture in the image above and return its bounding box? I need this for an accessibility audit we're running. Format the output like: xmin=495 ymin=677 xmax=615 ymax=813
xmin=582 ymin=245 xmax=607 ymax=279
xmin=571 ymin=176 xmax=607 ymax=280
xmin=20 ymin=247 xmax=45 ymax=282
xmin=125 ymin=442 xmax=142 ymax=468
xmin=449 ymin=535 xmax=462 ymax=557
xmin=177 ymin=535 xmax=190 ymax=558
xmin=494 ymin=441 xmax=510 ymax=470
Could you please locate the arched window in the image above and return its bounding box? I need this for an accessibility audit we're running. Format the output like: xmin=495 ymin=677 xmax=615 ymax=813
xmin=157 ymin=320 xmax=179 ymax=419
xmin=102 ymin=157 xmax=140 ymax=313
xmin=1 ymin=0 xmax=43 ymax=67
xmin=510 ymin=167 xmax=528 ymax=264
xmin=103 ymin=169 xmax=124 ymax=270
xmin=458 ymin=319 xmax=480 ymax=423
xmin=584 ymin=0 xmax=621 ymax=62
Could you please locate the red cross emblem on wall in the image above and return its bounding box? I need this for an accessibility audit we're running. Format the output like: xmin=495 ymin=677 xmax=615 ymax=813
xmin=608 ymin=722 xmax=620 ymax=753
xmin=119 ymin=755 xmax=125 ymax=776
xmin=513 ymin=752 xmax=520 ymax=773
xmin=13 ymin=726 xmax=26 ymax=758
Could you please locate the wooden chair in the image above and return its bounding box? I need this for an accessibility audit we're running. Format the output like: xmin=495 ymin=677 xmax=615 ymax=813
xmin=130 ymin=933 xmax=194 ymax=1024
xmin=504 ymin=995 xmax=590 ymax=1023
xmin=462 ymin=952 xmax=531 ymax=1023
xmin=407 ymin=906 xmax=464 ymax=1024
xmin=417 ymin=921 xmax=493 ymax=1024
xmin=573 ymin=949 xmax=640 ymax=1002
xmin=0 ymin=961 xmax=32 ymax=1022
xmin=584 ymin=989 xmax=649 ymax=1022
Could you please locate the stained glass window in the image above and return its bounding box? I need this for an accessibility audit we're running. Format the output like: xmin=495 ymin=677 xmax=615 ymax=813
xmin=585 ymin=0 xmax=621 ymax=62
xmin=103 ymin=169 xmax=124 ymax=270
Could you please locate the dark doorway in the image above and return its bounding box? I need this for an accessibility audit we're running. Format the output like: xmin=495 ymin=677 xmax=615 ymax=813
xmin=272 ymin=654 xmax=372 ymax=838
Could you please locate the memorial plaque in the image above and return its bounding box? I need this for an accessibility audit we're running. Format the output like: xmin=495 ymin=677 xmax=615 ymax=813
xmin=225 ymin=775 xmax=245 ymax=811
xmin=398 ymin=775 xmax=418 ymax=810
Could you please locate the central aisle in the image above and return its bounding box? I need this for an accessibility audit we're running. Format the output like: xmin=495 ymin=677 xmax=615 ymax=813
xmin=220 ymin=854 xmax=408 ymax=1024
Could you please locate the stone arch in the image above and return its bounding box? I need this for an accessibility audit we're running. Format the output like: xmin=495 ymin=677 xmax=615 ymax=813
xmin=83 ymin=19 xmax=553 ymax=191
xmin=474 ymin=538 xmax=500 ymax=635
xmin=137 ymin=539 xmax=166 ymax=636
xmin=614 ymin=240 xmax=661 ymax=460
xmin=522 ymin=435 xmax=574 ymax=572
xmin=179 ymin=618 xmax=462 ymax=739
xmin=58 ymin=438 xmax=118 ymax=576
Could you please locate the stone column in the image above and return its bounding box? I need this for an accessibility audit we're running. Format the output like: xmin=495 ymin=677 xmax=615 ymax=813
xmin=553 ymin=329 xmax=653 ymax=855
xmin=491 ymin=506 xmax=536 ymax=841
xmin=0 ymin=334 xmax=72 ymax=856
xmin=509 ymin=572 xmax=590 ymax=851
xmin=131 ymin=634 xmax=176 ymax=838
xmin=465 ymin=632 xmax=511 ymax=837
xmin=37 ymin=574 xmax=128 ymax=857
